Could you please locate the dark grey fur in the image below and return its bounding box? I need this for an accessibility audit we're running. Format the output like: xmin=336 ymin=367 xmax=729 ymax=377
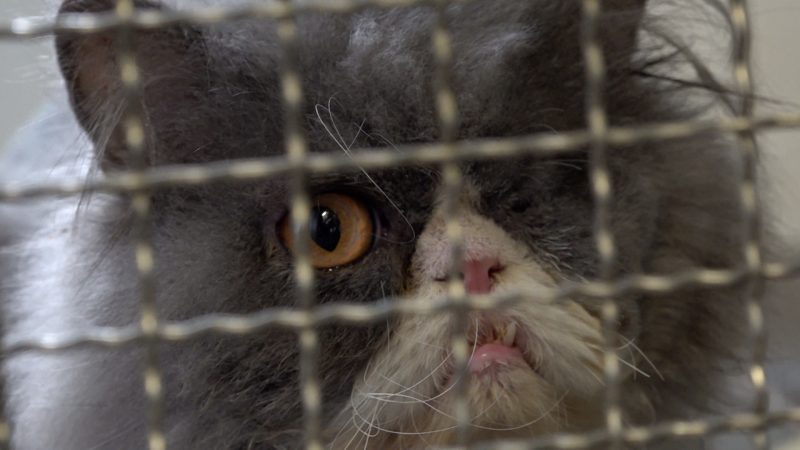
xmin=1 ymin=0 xmax=749 ymax=448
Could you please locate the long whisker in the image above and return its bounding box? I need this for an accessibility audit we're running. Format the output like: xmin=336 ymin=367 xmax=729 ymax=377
xmin=315 ymin=103 xmax=346 ymax=150
xmin=370 ymin=351 xmax=452 ymax=402
xmin=350 ymin=407 xmax=459 ymax=437
xmin=340 ymin=419 xmax=358 ymax=450
xmin=351 ymin=390 xmax=569 ymax=437
xmin=617 ymin=356 xmax=651 ymax=379
xmin=468 ymin=391 xmax=568 ymax=432
xmin=362 ymin=404 xmax=380 ymax=450
xmin=366 ymin=318 xmax=480 ymax=404
xmin=314 ymin=100 xmax=416 ymax=245
xmin=348 ymin=118 xmax=367 ymax=150
xmin=586 ymin=341 xmax=651 ymax=379
xmin=618 ymin=334 xmax=665 ymax=381
xmin=360 ymin=281 xmax=395 ymax=387
xmin=361 ymin=391 xmax=451 ymax=415
xmin=327 ymin=97 xmax=350 ymax=152
xmin=369 ymin=131 xmax=438 ymax=184
xmin=348 ymin=400 xmax=383 ymax=447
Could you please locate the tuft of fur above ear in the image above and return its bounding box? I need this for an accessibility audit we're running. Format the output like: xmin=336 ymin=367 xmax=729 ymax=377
xmin=56 ymin=0 xmax=208 ymax=171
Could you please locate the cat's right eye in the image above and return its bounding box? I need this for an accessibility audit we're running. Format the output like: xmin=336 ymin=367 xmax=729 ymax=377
xmin=278 ymin=193 xmax=375 ymax=269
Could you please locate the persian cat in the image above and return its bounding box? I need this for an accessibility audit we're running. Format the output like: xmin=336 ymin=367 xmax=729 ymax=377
xmin=0 ymin=0 xmax=748 ymax=448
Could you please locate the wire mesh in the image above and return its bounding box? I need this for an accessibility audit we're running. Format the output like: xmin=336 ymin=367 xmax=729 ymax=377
xmin=0 ymin=0 xmax=798 ymax=449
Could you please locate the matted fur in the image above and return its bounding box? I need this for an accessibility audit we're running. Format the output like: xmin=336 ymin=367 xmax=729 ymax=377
xmin=1 ymin=0 xmax=748 ymax=449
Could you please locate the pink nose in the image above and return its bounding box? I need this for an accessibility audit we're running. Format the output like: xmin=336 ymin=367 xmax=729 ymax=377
xmin=463 ymin=257 xmax=503 ymax=294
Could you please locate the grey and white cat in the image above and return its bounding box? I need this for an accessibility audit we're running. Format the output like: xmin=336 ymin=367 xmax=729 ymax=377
xmin=0 ymin=0 xmax=750 ymax=448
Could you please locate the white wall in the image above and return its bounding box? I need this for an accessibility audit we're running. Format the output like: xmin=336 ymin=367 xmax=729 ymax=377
xmin=0 ymin=0 xmax=53 ymax=148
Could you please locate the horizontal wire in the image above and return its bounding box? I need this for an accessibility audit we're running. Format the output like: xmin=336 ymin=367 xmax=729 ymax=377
xmin=466 ymin=407 xmax=800 ymax=450
xmin=2 ymin=2 xmax=800 ymax=449
xmin=5 ymin=260 xmax=800 ymax=355
xmin=0 ymin=0 xmax=470 ymax=39
xmin=1 ymin=113 xmax=799 ymax=202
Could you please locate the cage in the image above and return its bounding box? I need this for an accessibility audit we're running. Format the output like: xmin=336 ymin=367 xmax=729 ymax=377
xmin=0 ymin=0 xmax=799 ymax=449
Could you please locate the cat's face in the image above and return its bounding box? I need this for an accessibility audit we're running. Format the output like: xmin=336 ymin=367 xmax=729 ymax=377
xmin=55 ymin=0 xmax=743 ymax=447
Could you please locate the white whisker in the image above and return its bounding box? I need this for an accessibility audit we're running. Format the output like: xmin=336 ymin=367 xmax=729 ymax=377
xmin=327 ymin=97 xmax=350 ymax=152
xmin=618 ymin=334 xmax=665 ymax=381
xmin=365 ymin=318 xmax=479 ymax=406
xmin=314 ymin=99 xmax=417 ymax=245
xmin=618 ymin=355 xmax=651 ymax=379
xmin=468 ymin=391 xmax=568 ymax=432
xmin=348 ymin=118 xmax=367 ymax=150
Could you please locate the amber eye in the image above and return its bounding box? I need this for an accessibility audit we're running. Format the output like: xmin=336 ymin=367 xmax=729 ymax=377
xmin=278 ymin=193 xmax=375 ymax=269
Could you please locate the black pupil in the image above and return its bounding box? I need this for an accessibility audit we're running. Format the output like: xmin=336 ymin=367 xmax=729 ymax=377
xmin=309 ymin=206 xmax=341 ymax=252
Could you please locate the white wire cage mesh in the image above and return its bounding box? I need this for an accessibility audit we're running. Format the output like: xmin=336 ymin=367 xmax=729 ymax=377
xmin=0 ymin=0 xmax=799 ymax=449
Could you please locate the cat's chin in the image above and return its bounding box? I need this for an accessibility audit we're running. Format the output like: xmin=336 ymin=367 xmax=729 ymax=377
xmin=327 ymin=363 xmax=595 ymax=449
xmin=424 ymin=362 xmax=565 ymax=445
xmin=325 ymin=311 xmax=604 ymax=449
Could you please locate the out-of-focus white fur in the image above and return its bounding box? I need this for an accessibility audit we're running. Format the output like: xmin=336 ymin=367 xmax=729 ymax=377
xmin=326 ymin=198 xmax=605 ymax=448
xmin=1 ymin=102 xmax=148 ymax=449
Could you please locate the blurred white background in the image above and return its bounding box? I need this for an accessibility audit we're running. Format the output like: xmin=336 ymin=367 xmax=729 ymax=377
xmin=0 ymin=0 xmax=798 ymax=448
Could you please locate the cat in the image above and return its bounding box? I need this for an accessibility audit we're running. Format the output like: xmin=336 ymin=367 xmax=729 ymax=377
xmin=0 ymin=0 xmax=749 ymax=448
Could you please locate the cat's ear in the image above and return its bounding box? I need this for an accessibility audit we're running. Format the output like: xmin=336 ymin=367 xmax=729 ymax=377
xmin=56 ymin=0 xmax=208 ymax=171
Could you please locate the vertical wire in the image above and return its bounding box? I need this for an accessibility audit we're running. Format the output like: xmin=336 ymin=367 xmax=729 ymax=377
xmin=581 ymin=1 xmax=622 ymax=449
xmin=730 ymin=1 xmax=770 ymax=449
xmin=276 ymin=3 xmax=321 ymax=449
xmin=431 ymin=0 xmax=468 ymax=444
xmin=0 ymin=1 xmax=785 ymax=450
xmin=0 ymin=189 xmax=8 ymax=447
xmin=0 ymin=330 xmax=8 ymax=449
xmin=112 ymin=1 xmax=166 ymax=449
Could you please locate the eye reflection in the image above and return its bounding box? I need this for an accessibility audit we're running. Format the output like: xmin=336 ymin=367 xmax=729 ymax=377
xmin=310 ymin=207 xmax=341 ymax=252
xmin=278 ymin=193 xmax=374 ymax=268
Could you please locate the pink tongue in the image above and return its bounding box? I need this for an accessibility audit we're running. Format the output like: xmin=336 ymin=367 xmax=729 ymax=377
xmin=468 ymin=343 xmax=524 ymax=373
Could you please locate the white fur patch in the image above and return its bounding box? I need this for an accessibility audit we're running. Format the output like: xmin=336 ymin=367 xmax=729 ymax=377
xmin=349 ymin=16 xmax=382 ymax=52
xmin=2 ymin=104 xmax=147 ymax=450
xmin=326 ymin=203 xmax=604 ymax=448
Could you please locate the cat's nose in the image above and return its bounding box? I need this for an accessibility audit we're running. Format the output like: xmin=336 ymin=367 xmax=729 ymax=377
xmin=463 ymin=257 xmax=504 ymax=294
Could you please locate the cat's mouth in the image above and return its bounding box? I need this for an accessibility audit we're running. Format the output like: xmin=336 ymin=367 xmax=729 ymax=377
xmin=462 ymin=317 xmax=539 ymax=378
